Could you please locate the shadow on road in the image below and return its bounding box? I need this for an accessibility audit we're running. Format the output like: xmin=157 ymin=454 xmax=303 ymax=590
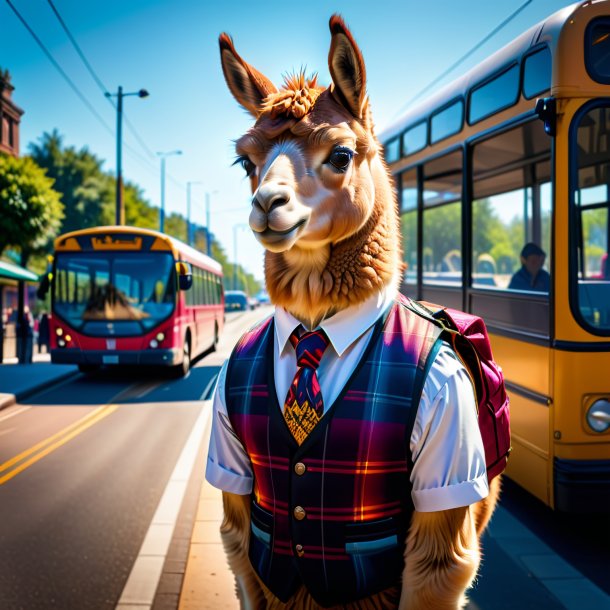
xmin=26 ymin=364 xmax=221 ymax=406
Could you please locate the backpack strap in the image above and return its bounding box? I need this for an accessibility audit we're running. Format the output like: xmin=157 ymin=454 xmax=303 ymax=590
xmin=402 ymin=298 xmax=481 ymax=414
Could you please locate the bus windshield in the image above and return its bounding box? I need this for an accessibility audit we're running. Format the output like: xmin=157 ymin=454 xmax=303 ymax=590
xmin=53 ymin=252 xmax=176 ymax=335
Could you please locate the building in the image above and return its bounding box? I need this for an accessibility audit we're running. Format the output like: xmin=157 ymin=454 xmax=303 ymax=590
xmin=0 ymin=68 xmax=23 ymax=157
xmin=0 ymin=68 xmax=36 ymax=362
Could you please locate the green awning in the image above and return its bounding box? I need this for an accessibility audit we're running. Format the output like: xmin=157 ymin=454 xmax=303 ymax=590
xmin=0 ymin=260 xmax=39 ymax=282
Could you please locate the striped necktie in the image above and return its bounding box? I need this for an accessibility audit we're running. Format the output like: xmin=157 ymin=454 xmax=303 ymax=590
xmin=283 ymin=327 xmax=330 ymax=445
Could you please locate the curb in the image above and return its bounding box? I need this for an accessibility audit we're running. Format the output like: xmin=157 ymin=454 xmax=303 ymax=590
xmin=0 ymin=368 xmax=80 ymax=412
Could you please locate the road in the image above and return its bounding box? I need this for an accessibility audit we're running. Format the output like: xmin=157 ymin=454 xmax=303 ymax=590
xmin=0 ymin=306 xmax=271 ymax=610
xmin=0 ymin=303 xmax=608 ymax=610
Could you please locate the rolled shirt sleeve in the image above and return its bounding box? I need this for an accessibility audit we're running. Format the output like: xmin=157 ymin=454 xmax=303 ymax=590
xmin=409 ymin=343 xmax=489 ymax=512
xmin=205 ymin=360 xmax=254 ymax=495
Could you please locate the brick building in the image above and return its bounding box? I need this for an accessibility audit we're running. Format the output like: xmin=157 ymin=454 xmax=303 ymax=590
xmin=0 ymin=68 xmax=23 ymax=157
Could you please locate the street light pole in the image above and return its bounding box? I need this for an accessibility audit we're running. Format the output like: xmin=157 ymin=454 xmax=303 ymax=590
xmin=157 ymin=150 xmax=182 ymax=233
xmin=233 ymin=224 xmax=248 ymax=290
xmin=105 ymin=86 xmax=149 ymax=226
xmin=186 ymin=181 xmax=202 ymax=247
xmin=205 ymin=190 xmax=218 ymax=256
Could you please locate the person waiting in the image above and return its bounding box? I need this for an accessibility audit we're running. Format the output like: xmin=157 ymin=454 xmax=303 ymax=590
xmin=508 ymin=242 xmax=550 ymax=292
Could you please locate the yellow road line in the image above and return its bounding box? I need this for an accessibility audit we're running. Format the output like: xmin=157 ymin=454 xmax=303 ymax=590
xmin=0 ymin=404 xmax=118 ymax=485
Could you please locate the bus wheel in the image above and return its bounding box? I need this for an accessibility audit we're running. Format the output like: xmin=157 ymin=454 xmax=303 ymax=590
xmin=173 ymin=337 xmax=191 ymax=378
xmin=78 ymin=364 xmax=99 ymax=375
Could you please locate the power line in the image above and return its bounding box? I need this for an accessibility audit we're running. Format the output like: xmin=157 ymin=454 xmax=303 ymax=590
xmin=9 ymin=0 xmax=207 ymax=209
xmin=5 ymin=0 xmax=114 ymax=136
xmin=46 ymin=0 xmax=108 ymax=96
xmin=392 ymin=0 xmax=533 ymax=117
xmin=46 ymin=0 xmax=157 ymax=162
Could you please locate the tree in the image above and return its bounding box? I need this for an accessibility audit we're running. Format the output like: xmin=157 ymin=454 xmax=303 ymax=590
xmin=0 ymin=153 xmax=63 ymax=263
xmin=29 ymin=130 xmax=113 ymax=234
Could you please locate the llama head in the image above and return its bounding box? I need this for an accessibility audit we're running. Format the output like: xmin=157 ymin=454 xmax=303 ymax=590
xmin=220 ymin=16 xmax=400 ymax=326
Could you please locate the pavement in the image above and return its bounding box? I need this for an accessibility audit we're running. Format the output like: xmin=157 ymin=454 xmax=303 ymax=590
xmin=0 ymin=353 xmax=79 ymax=410
xmin=2 ymin=359 xmax=609 ymax=610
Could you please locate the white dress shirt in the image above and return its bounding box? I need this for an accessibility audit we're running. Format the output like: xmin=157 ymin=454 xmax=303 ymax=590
xmin=206 ymin=287 xmax=489 ymax=512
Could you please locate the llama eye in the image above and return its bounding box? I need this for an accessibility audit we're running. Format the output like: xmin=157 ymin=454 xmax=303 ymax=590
xmin=234 ymin=155 xmax=256 ymax=177
xmin=328 ymin=147 xmax=354 ymax=172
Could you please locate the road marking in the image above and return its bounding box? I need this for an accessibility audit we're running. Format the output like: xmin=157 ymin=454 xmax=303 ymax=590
xmin=0 ymin=405 xmax=30 ymax=423
xmin=116 ymin=401 xmax=212 ymax=610
xmin=0 ymin=404 xmax=118 ymax=485
xmin=199 ymin=372 xmax=219 ymax=400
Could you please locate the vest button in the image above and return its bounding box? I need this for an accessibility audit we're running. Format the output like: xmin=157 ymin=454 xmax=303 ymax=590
xmin=295 ymin=544 xmax=304 ymax=557
xmin=294 ymin=462 xmax=306 ymax=476
xmin=293 ymin=506 xmax=306 ymax=520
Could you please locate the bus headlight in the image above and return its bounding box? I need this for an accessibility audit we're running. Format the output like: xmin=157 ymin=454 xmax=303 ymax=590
xmin=156 ymin=332 xmax=165 ymax=342
xmin=58 ymin=338 xmax=66 ymax=348
xmin=56 ymin=328 xmax=63 ymax=336
xmin=149 ymin=339 xmax=159 ymax=349
xmin=586 ymin=399 xmax=610 ymax=433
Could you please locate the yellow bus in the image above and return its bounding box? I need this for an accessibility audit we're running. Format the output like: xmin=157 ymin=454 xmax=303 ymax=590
xmin=381 ymin=0 xmax=610 ymax=511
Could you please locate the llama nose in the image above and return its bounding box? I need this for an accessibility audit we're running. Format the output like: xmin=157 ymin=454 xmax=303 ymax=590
xmin=252 ymin=184 xmax=293 ymax=214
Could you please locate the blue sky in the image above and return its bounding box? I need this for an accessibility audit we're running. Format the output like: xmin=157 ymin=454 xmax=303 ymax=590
xmin=0 ymin=0 xmax=575 ymax=280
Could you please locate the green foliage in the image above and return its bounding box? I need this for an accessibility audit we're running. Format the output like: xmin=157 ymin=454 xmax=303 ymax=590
xmin=0 ymin=152 xmax=63 ymax=260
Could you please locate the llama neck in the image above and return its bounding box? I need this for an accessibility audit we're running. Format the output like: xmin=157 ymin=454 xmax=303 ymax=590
xmin=265 ymin=202 xmax=400 ymax=329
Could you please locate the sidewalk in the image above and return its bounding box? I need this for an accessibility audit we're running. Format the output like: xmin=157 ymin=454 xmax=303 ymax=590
xmin=0 ymin=353 xmax=79 ymax=410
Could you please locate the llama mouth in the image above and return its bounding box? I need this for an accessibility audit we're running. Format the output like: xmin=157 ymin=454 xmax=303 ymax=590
xmin=258 ymin=218 xmax=307 ymax=239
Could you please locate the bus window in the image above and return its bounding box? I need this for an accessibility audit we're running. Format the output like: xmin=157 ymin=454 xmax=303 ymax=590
xmin=523 ymin=47 xmax=551 ymax=99
xmin=469 ymin=63 xmax=520 ymax=124
xmin=472 ymin=120 xmax=551 ymax=291
xmin=422 ymin=150 xmax=462 ymax=286
xmin=430 ymin=99 xmax=463 ymax=144
xmin=400 ymin=167 xmax=418 ymax=287
xmin=384 ymin=137 xmax=400 ymax=163
xmin=401 ymin=121 xmax=427 ymax=157
xmin=204 ymin=272 xmax=212 ymax=305
xmin=573 ymin=105 xmax=610 ymax=332
xmin=585 ymin=18 xmax=610 ymax=85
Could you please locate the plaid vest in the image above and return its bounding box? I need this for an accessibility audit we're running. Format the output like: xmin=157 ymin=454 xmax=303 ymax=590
xmin=225 ymin=298 xmax=441 ymax=607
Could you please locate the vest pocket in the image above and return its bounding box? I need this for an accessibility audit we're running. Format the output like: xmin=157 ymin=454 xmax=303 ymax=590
xmin=343 ymin=517 xmax=405 ymax=595
xmin=249 ymin=501 xmax=273 ymax=579
xmin=344 ymin=516 xmax=402 ymax=544
xmin=251 ymin=501 xmax=273 ymax=546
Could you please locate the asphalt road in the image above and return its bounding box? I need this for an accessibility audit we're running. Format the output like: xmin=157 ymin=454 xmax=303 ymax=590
xmin=0 ymin=307 xmax=271 ymax=610
xmin=0 ymin=304 xmax=608 ymax=610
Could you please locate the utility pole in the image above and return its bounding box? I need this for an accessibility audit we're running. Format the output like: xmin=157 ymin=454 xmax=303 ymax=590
xmin=115 ymin=86 xmax=123 ymax=225
xmin=105 ymin=86 xmax=149 ymax=225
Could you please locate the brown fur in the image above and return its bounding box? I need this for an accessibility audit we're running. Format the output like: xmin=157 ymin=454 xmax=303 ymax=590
xmin=218 ymin=14 xmax=500 ymax=609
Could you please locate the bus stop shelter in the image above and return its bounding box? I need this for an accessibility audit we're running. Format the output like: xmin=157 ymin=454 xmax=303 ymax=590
xmin=0 ymin=260 xmax=39 ymax=363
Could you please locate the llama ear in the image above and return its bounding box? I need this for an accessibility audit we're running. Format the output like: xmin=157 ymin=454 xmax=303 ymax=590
xmin=219 ymin=33 xmax=278 ymax=117
xmin=328 ymin=15 xmax=367 ymax=119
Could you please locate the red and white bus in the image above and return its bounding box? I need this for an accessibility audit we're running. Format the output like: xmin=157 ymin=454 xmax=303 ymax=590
xmin=41 ymin=226 xmax=224 ymax=376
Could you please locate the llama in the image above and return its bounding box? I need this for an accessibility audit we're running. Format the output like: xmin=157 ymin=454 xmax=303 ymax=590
xmin=207 ymin=15 xmax=500 ymax=609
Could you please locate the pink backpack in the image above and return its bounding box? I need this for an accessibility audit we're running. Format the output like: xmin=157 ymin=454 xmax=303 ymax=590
xmin=405 ymin=298 xmax=511 ymax=481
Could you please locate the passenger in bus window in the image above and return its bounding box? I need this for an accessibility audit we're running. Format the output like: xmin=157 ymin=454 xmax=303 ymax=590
xmin=508 ymin=242 xmax=550 ymax=292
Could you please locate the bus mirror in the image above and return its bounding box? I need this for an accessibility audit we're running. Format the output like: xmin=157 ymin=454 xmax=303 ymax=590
xmin=535 ymin=97 xmax=556 ymax=137
xmin=176 ymin=261 xmax=193 ymax=291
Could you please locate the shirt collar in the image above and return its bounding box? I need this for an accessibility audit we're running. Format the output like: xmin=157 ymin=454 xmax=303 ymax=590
xmin=274 ymin=283 xmax=397 ymax=357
